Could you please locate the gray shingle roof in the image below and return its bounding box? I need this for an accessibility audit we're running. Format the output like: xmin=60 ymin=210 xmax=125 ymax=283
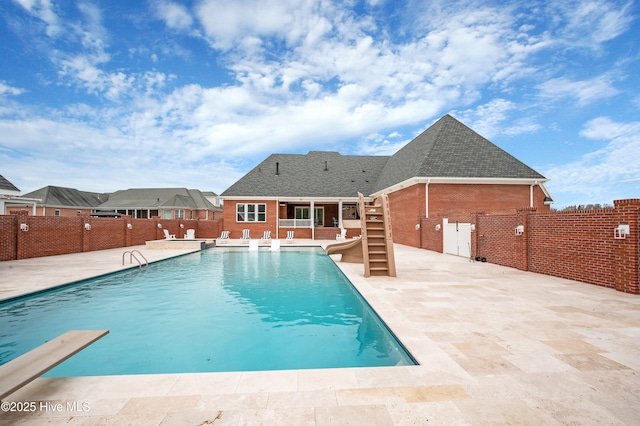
xmin=373 ymin=114 xmax=546 ymax=192
xmin=0 ymin=174 xmax=20 ymax=193
xmin=97 ymin=188 xmax=217 ymax=210
xmin=22 ymin=186 xmax=108 ymax=207
xmin=222 ymin=151 xmax=389 ymax=198
xmin=222 ymin=115 xmax=547 ymax=198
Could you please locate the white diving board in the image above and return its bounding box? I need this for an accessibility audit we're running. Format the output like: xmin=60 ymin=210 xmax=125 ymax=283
xmin=0 ymin=329 xmax=109 ymax=400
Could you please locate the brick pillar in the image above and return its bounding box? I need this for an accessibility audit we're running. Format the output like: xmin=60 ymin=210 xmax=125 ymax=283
xmin=613 ymin=199 xmax=640 ymax=294
xmin=81 ymin=216 xmax=91 ymax=252
xmin=16 ymin=210 xmax=29 ymax=260
xmin=515 ymin=207 xmax=536 ymax=271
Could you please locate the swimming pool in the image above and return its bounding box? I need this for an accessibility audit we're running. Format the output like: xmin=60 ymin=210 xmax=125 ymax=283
xmin=0 ymin=247 xmax=415 ymax=376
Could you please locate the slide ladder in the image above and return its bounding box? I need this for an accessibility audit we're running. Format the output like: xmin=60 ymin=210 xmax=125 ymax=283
xmin=359 ymin=192 xmax=396 ymax=277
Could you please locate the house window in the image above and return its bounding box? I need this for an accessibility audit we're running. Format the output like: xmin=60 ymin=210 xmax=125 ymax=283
xmin=237 ymin=203 xmax=266 ymax=222
xmin=55 ymin=210 xmax=61 ymax=216
xmin=175 ymin=209 xmax=185 ymax=219
xmin=295 ymin=206 xmax=309 ymax=220
xmin=163 ymin=210 xmax=172 ymax=219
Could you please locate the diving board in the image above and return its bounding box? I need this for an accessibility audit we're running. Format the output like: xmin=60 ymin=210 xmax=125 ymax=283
xmin=0 ymin=330 xmax=109 ymax=400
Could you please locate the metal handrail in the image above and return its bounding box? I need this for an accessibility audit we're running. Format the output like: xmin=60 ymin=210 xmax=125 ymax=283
xmin=122 ymin=250 xmax=148 ymax=270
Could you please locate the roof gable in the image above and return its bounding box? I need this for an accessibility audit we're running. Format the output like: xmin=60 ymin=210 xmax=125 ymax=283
xmin=0 ymin=174 xmax=20 ymax=194
xmin=373 ymin=114 xmax=546 ymax=192
xmin=22 ymin=186 xmax=108 ymax=208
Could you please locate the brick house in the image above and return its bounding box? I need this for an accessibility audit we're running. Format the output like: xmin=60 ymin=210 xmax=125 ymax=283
xmin=220 ymin=114 xmax=554 ymax=252
xmin=11 ymin=186 xmax=221 ymax=220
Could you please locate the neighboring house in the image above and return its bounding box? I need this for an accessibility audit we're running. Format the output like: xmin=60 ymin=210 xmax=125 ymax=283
xmin=11 ymin=186 xmax=108 ymax=217
xmin=220 ymin=114 xmax=554 ymax=247
xmin=94 ymin=188 xmax=221 ymax=220
xmin=0 ymin=175 xmax=40 ymax=215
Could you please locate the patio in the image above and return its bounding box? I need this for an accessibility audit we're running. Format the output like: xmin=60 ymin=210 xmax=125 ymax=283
xmin=0 ymin=243 xmax=639 ymax=425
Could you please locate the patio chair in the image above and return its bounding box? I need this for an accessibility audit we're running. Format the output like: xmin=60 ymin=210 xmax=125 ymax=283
xmin=184 ymin=229 xmax=195 ymax=239
xmin=260 ymin=231 xmax=271 ymax=243
xmin=286 ymin=231 xmax=295 ymax=244
xmin=163 ymin=229 xmax=176 ymax=240
xmin=216 ymin=231 xmax=230 ymax=244
xmin=241 ymin=229 xmax=250 ymax=243
xmin=336 ymin=228 xmax=347 ymax=240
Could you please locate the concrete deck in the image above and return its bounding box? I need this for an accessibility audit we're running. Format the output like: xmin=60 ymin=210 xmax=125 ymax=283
xmin=1 ymin=242 xmax=639 ymax=425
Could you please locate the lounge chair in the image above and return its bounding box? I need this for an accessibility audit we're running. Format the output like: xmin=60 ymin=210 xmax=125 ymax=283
xmin=270 ymin=239 xmax=281 ymax=251
xmin=336 ymin=228 xmax=347 ymax=240
xmin=249 ymin=239 xmax=259 ymax=251
xmin=216 ymin=231 xmax=230 ymax=244
xmin=260 ymin=231 xmax=271 ymax=243
xmin=286 ymin=231 xmax=295 ymax=244
xmin=241 ymin=229 xmax=250 ymax=243
xmin=163 ymin=229 xmax=176 ymax=240
xmin=184 ymin=229 xmax=195 ymax=239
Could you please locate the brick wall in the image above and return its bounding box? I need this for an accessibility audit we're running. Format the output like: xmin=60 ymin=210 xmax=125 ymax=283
xmin=0 ymin=211 xmax=223 ymax=261
xmin=473 ymin=200 xmax=639 ymax=294
xmin=388 ymin=185 xmax=425 ymax=247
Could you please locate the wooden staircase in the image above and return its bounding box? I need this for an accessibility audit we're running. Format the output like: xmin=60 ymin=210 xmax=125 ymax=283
xmin=358 ymin=193 xmax=396 ymax=277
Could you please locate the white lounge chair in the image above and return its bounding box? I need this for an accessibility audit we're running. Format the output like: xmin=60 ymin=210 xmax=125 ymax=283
xmin=270 ymin=239 xmax=281 ymax=251
xmin=336 ymin=228 xmax=347 ymax=240
xmin=260 ymin=231 xmax=271 ymax=243
xmin=249 ymin=239 xmax=259 ymax=251
xmin=241 ymin=229 xmax=250 ymax=243
xmin=216 ymin=230 xmax=230 ymax=244
xmin=286 ymin=231 xmax=295 ymax=244
xmin=163 ymin=229 xmax=176 ymax=240
xmin=184 ymin=229 xmax=195 ymax=239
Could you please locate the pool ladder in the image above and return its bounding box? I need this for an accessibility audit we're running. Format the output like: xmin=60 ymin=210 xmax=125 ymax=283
xmin=122 ymin=250 xmax=148 ymax=270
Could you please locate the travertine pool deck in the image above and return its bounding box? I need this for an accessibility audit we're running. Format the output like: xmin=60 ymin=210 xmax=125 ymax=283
xmin=1 ymin=241 xmax=639 ymax=425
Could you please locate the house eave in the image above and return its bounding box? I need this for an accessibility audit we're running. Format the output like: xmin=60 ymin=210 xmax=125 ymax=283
xmin=220 ymin=195 xmax=368 ymax=203
xmin=371 ymin=176 xmax=551 ymax=197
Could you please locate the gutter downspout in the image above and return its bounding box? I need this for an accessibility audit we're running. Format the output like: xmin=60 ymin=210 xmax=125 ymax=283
xmin=425 ymin=179 xmax=430 ymax=218
xmin=530 ymin=182 xmax=537 ymax=208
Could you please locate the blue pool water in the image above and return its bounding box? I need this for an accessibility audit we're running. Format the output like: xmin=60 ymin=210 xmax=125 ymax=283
xmin=0 ymin=247 xmax=415 ymax=376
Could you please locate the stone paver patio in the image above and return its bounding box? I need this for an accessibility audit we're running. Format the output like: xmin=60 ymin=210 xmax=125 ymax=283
xmin=1 ymin=242 xmax=639 ymax=425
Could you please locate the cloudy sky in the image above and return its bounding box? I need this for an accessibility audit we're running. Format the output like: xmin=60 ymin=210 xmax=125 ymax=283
xmin=1 ymin=0 xmax=638 ymax=208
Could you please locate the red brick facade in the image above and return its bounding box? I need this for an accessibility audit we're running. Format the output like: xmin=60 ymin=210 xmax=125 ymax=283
xmin=388 ymin=182 xmax=550 ymax=247
xmin=0 ymin=211 xmax=223 ymax=261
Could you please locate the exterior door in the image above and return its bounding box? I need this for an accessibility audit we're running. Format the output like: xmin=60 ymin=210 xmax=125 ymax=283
xmin=443 ymin=220 xmax=471 ymax=258
xmin=314 ymin=207 xmax=324 ymax=226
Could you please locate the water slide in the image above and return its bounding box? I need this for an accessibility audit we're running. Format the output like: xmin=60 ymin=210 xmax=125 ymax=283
xmin=325 ymin=193 xmax=396 ymax=277
xmin=325 ymin=237 xmax=363 ymax=263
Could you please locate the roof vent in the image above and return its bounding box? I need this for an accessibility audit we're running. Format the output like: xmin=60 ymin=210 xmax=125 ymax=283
xmin=323 ymin=161 xmax=328 ymax=171
xmin=275 ymin=162 xmax=280 ymax=176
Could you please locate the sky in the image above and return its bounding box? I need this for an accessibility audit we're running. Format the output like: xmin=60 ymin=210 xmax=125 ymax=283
xmin=0 ymin=0 xmax=638 ymax=209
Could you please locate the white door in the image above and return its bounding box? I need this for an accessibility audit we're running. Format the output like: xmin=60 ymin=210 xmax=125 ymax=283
xmin=443 ymin=220 xmax=471 ymax=258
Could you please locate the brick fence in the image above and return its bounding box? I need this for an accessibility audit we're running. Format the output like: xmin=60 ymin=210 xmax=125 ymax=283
xmin=428 ymin=199 xmax=639 ymax=294
xmin=0 ymin=211 xmax=224 ymax=261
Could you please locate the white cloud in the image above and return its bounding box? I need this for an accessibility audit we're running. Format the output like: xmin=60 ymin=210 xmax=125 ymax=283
xmin=536 ymin=74 xmax=620 ymax=106
xmin=155 ymin=1 xmax=193 ymax=31
xmin=548 ymin=0 xmax=634 ymax=49
xmin=0 ymin=81 xmax=25 ymax=96
xmin=545 ymin=116 xmax=640 ymax=204
xmin=12 ymin=0 xmax=61 ymax=37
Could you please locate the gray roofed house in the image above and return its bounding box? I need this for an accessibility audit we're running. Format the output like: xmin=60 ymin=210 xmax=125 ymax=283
xmin=219 ymin=114 xmax=554 ymax=243
xmin=96 ymin=188 xmax=221 ymax=220
xmin=24 ymin=186 xmax=108 ymax=209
